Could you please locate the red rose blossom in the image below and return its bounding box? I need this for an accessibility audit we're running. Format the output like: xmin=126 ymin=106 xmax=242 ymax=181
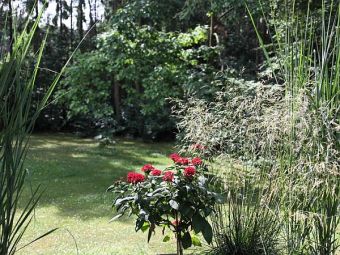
xmin=150 ymin=169 xmax=162 ymax=176
xmin=141 ymin=164 xmax=155 ymax=173
xmin=127 ymin=172 xmax=145 ymax=184
xmin=163 ymin=171 xmax=174 ymax=182
xmin=169 ymin=153 xmax=189 ymax=165
xmin=184 ymin=166 xmax=196 ymax=178
xmin=177 ymin=157 xmax=189 ymax=165
xmin=169 ymin=153 xmax=180 ymax=161
xmin=191 ymin=157 xmax=203 ymax=166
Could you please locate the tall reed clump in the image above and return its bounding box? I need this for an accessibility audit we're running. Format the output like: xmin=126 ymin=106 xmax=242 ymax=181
xmin=0 ymin=8 xmax=65 ymax=255
xmin=174 ymin=0 xmax=339 ymax=254
xmin=207 ymin=160 xmax=282 ymax=255
xmin=248 ymin=0 xmax=340 ymax=254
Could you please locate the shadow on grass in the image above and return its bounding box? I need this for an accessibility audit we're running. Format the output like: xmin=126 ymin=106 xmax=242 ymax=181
xmin=21 ymin=133 xmax=174 ymax=221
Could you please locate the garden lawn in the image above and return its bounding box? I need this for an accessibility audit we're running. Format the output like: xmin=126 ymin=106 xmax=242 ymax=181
xmin=16 ymin=133 xmax=198 ymax=255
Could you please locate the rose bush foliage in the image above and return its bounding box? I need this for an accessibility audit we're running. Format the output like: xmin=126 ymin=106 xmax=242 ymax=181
xmin=107 ymin=153 xmax=221 ymax=249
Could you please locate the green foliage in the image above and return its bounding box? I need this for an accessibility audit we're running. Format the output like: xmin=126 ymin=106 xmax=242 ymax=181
xmin=105 ymin=0 xmax=185 ymax=30
xmin=58 ymin=52 xmax=114 ymax=119
xmin=59 ymin=13 xmax=220 ymax=138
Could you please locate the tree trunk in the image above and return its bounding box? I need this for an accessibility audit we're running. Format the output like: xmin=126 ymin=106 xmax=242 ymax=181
xmin=135 ymin=81 xmax=142 ymax=94
xmin=70 ymin=0 xmax=74 ymax=47
xmin=88 ymin=0 xmax=94 ymax=26
xmin=8 ymin=0 xmax=13 ymax=53
xmin=94 ymin=0 xmax=97 ymax=23
xmin=77 ymin=0 xmax=85 ymax=39
xmin=112 ymin=78 xmax=121 ymax=120
xmin=87 ymin=0 xmax=96 ymax=36
xmin=59 ymin=0 xmax=63 ymax=34
xmin=209 ymin=13 xmax=213 ymax=47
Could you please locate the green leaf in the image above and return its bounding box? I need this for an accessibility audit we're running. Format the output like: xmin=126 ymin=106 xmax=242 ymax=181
xmin=169 ymin=200 xmax=179 ymax=210
xmin=17 ymin=228 xmax=59 ymax=252
xmin=192 ymin=212 xmax=204 ymax=233
xmin=163 ymin=235 xmax=171 ymax=242
xmin=179 ymin=204 xmax=195 ymax=218
xmin=135 ymin=218 xmax=144 ymax=232
xmin=109 ymin=214 xmax=123 ymax=223
xmin=141 ymin=222 xmax=150 ymax=233
xmin=203 ymin=207 xmax=212 ymax=217
xmin=115 ymin=196 xmax=134 ymax=207
xmin=192 ymin=212 xmax=213 ymax=244
xmin=201 ymin=221 xmax=213 ymax=244
xmin=182 ymin=231 xmax=192 ymax=249
xmin=191 ymin=234 xmax=202 ymax=247
xmin=106 ymin=185 xmax=115 ymax=192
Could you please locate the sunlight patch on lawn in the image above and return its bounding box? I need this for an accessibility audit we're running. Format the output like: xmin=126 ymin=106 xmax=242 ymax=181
xmin=17 ymin=133 xmax=179 ymax=255
xmin=70 ymin=153 xmax=88 ymax=158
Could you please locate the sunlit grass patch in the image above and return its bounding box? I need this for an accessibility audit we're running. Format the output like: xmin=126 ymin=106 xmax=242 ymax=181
xmin=16 ymin=133 xmax=194 ymax=255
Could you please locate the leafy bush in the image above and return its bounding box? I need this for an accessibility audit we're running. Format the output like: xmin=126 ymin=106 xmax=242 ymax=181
xmin=58 ymin=12 xmax=222 ymax=139
xmin=107 ymin=154 xmax=221 ymax=254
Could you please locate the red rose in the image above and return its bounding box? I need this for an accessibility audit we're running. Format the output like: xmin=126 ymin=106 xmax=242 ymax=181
xmin=150 ymin=169 xmax=162 ymax=176
xmin=169 ymin=153 xmax=180 ymax=162
xmin=184 ymin=166 xmax=196 ymax=178
xmin=169 ymin=153 xmax=189 ymax=165
xmin=141 ymin=164 xmax=155 ymax=173
xmin=127 ymin=172 xmax=145 ymax=184
xmin=191 ymin=157 xmax=203 ymax=166
xmin=163 ymin=171 xmax=174 ymax=182
xmin=177 ymin=157 xmax=189 ymax=165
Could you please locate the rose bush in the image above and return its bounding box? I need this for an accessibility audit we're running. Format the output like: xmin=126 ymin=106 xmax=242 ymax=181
xmin=107 ymin=153 xmax=221 ymax=254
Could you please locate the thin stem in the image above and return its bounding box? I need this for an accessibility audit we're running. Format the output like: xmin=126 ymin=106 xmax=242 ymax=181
xmin=175 ymin=211 xmax=183 ymax=255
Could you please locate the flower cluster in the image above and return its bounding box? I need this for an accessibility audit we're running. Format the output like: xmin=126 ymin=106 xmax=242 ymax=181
xmin=170 ymin=153 xmax=203 ymax=167
xmin=150 ymin=169 xmax=162 ymax=176
xmin=191 ymin=157 xmax=202 ymax=166
xmin=127 ymin=172 xmax=145 ymax=183
xmin=124 ymin=154 xmax=203 ymax=185
xmin=184 ymin=166 xmax=196 ymax=178
xmin=141 ymin=164 xmax=155 ymax=173
xmin=170 ymin=153 xmax=188 ymax=164
xmin=163 ymin=171 xmax=174 ymax=182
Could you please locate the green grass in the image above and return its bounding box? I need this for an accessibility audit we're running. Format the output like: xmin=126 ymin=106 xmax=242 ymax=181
xmin=16 ymin=133 xmax=197 ymax=255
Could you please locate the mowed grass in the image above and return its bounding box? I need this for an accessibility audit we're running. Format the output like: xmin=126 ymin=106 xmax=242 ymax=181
xmin=16 ymin=133 xmax=192 ymax=255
